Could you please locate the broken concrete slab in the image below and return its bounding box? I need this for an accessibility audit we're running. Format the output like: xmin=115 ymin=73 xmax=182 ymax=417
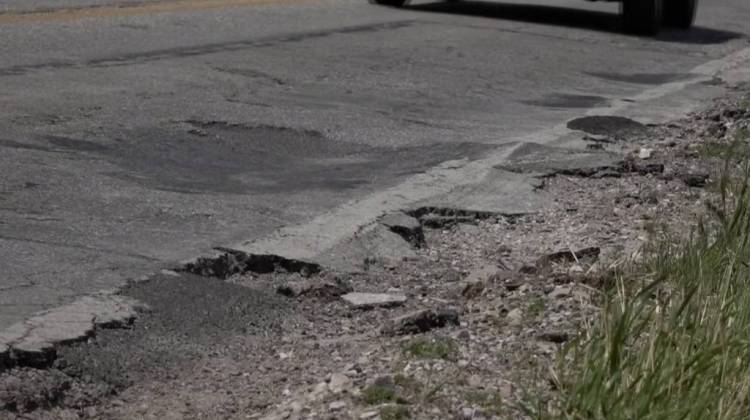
xmin=381 ymin=308 xmax=460 ymax=336
xmin=379 ymin=211 xmax=425 ymax=248
xmin=0 ymin=292 xmax=146 ymax=371
xmin=408 ymin=174 xmax=543 ymax=225
xmin=316 ymin=223 xmax=418 ymax=272
xmin=341 ymin=293 xmax=407 ymax=309
xmin=494 ymin=142 xmax=621 ymax=178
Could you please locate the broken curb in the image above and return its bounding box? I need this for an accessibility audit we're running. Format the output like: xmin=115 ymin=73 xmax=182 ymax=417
xmin=0 ymin=293 xmax=147 ymax=371
xmin=379 ymin=212 xmax=425 ymax=248
xmin=341 ymin=293 xmax=407 ymax=309
xmin=183 ymin=248 xmax=322 ymax=279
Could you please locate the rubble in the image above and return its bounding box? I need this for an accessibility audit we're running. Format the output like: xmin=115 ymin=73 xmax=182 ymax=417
xmin=381 ymin=308 xmax=460 ymax=336
xmin=341 ymin=293 xmax=407 ymax=308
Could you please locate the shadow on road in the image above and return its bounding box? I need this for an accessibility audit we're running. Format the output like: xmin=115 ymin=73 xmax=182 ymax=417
xmin=404 ymin=1 xmax=744 ymax=44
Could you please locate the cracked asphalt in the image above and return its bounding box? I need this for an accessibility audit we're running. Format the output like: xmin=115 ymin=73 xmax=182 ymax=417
xmin=1 ymin=0 xmax=749 ymax=330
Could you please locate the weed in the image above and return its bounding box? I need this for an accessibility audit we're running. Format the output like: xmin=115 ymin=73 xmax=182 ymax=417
xmin=403 ymin=336 xmax=459 ymax=361
xmin=380 ymin=405 xmax=411 ymax=420
xmin=700 ymin=129 xmax=750 ymax=161
xmin=465 ymin=391 xmax=505 ymax=415
xmin=548 ymin=132 xmax=750 ymax=420
xmin=362 ymin=384 xmax=397 ymax=405
xmin=394 ymin=374 xmax=422 ymax=393
xmin=527 ymin=298 xmax=546 ymax=317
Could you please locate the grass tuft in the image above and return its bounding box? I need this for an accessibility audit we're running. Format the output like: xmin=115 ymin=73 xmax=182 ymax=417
xmin=547 ymin=132 xmax=750 ymax=420
xmin=380 ymin=405 xmax=411 ymax=420
xmin=403 ymin=336 xmax=459 ymax=361
xmin=362 ymin=384 xmax=397 ymax=405
xmin=465 ymin=390 xmax=505 ymax=415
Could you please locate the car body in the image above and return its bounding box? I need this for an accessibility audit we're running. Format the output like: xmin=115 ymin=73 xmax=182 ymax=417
xmin=371 ymin=0 xmax=698 ymax=35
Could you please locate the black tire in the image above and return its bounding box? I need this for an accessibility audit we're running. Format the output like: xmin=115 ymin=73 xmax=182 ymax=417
xmin=370 ymin=0 xmax=408 ymax=6
xmin=663 ymin=0 xmax=698 ymax=29
xmin=621 ymin=0 xmax=663 ymax=35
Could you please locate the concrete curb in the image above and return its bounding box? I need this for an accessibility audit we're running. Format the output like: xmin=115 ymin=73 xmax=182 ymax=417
xmin=0 ymin=291 xmax=147 ymax=371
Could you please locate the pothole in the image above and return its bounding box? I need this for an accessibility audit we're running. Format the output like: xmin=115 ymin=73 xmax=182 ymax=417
xmin=567 ymin=115 xmax=648 ymax=138
xmin=182 ymin=248 xmax=322 ymax=279
xmin=27 ymin=121 xmax=495 ymax=195
xmin=584 ymin=72 xmax=691 ymax=85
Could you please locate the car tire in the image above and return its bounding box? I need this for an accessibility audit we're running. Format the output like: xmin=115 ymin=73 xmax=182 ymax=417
xmin=370 ymin=0 xmax=408 ymax=7
xmin=621 ymin=0 xmax=663 ymax=35
xmin=663 ymin=0 xmax=698 ymax=29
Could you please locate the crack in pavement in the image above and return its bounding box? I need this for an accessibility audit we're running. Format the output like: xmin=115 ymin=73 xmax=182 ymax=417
xmin=0 ymin=20 xmax=419 ymax=77
xmin=0 ymin=234 xmax=163 ymax=262
xmin=0 ymin=0 xmax=314 ymax=24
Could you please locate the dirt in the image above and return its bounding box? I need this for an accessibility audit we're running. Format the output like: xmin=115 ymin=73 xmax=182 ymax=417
xmin=2 ymin=86 xmax=749 ymax=420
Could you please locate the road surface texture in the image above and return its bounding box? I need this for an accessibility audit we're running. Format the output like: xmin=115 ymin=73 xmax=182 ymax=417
xmin=1 ymin=0 xmax=749 ymax=332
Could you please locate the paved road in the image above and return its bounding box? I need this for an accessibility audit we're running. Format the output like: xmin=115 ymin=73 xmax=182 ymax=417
xmin=1 ymin=0 xmax=749 ymax=329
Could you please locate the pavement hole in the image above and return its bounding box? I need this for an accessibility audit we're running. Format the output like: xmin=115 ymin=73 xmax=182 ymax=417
xmin=182 ymin=249 xmax=322 ymax=279
xmin=29 ymin=121 xmax=494 ymax=195
xmin=567 ymin=115 xmax=647 ymax=138
xmin=585 ymin=72 xmax=692 ymax=85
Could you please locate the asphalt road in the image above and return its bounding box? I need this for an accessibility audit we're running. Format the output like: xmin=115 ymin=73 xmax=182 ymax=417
xmin=1 ymin=0 xmax=749 ymax=329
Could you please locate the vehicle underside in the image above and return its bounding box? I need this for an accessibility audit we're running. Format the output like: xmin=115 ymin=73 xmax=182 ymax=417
xmin=371 ymin=0 xmax=699 ymax=36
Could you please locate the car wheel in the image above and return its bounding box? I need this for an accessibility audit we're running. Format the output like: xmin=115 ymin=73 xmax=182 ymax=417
xmin=663 ymin=0 xmax=698 ymax=29
xmin=370 ymin=0 xmax=408 ymax=7
xmin=622 ymin=0 xmax=663 ymax=35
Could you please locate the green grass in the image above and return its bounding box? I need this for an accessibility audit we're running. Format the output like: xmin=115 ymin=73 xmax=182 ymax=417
xmin=740 ymin=96 xmax=750 ymax=112
xmin=546 ymin=141 xmax=750 ymax=419
xmin=362 ymin=384 xmax=398 ymax=405
xmin=701 ymin=128 xmax=750 ymax=161
xmin=403 ymin=336 xmax=459 ymax=361
xmin=394 ymin=374 xmax=423 ymax=393
xmin=380 ymin=405 xmax=411 ymax=420
xmin=527 ymin=297 xmax=546 ymax=318
xmin=465 ymin=391 xmax=505 ymax=415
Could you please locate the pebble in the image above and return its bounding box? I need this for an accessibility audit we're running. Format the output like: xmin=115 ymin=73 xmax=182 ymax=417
xmin=289 ymin=401 xmax=303 ymax=414
xmin=568 ymin=264 xmax=584 ymax=274
xmin=329 ymin=401 xmax=347 ymax=411
xmin=328 ymin=373 xmax=352 ymax=394
xmin=462 ymin=407 xmax=476 ymax=419
xmin=506 ymin=308 xmax=523 ymax=323
xmin=341 ymin=292 xmax=407 ymax=308
xmin=468 ymin=374 xmax=484 ymax=388
xmin=548 ymin=285 xmax=572 ymax=299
